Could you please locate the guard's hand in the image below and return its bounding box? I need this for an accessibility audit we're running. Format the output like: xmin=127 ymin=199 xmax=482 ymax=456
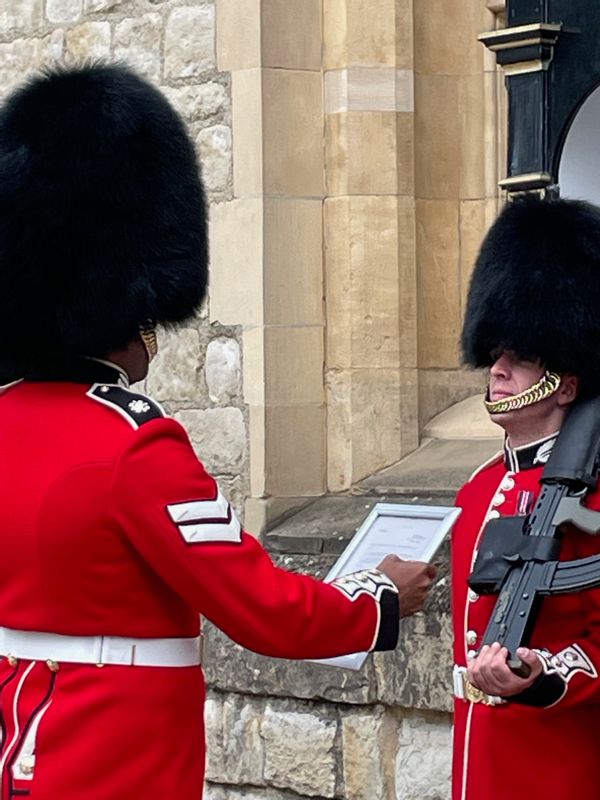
xmin=467 ymin=643 xmax=542 ymax=696
xmin=376 ymin=555 xmax=437 ymax=618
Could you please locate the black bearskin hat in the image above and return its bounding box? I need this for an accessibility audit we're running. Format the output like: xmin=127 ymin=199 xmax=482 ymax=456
xmin=461 ymin=196 xmax=600 ymax=395
xmin=0 ymin=62 xmax=208 ymax=375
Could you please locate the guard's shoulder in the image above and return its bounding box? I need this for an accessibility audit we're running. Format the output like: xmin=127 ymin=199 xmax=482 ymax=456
xmin=86 ymin=383 xmax=166 ymax=429
xmin=466 ymin=450 xmax=504 ymax=483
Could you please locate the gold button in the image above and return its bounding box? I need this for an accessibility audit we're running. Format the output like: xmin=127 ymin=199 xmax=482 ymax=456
xmin=7 ymin=655 xmax=17 ymax=667
xmin=501 ymin=476 xmax=515 ymax=492
xmin=492 ymin=493 xmax=505 ymax=507
xmin=467 ymin=649 xmax=478 ymax=660
xmin=46 ymin=659 xmax=59 ymax=673
xmin=487 ymin=510 xmax=500 ymax=520
xmin=466 ymin=630 xmax=478 ymax=646
xmin=468 ymin=590 xmax=479 ymax=603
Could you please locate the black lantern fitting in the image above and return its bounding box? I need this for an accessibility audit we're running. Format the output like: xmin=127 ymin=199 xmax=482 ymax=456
xmin=480 ymin=1 xmax=600 ymax=197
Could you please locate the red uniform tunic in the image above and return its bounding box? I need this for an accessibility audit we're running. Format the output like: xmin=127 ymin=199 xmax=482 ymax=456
xmin=0 ymin=361 xmax=399 ymax=799
xmin=452 ymin=435 xmax=600 ymax=800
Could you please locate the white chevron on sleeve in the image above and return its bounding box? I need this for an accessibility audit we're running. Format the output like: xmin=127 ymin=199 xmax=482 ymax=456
xmin=167 ymin=491 xmax=230 ymax=523
xmin=166 ymin=490 xmax=242 ymax=544
xmin=177 ymin=515 xmax=242 ymax=544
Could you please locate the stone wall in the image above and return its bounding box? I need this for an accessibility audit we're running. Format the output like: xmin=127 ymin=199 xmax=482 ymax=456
xmin=205 ymin=694 xmax=451 ymax=800
xmin=211 ymin=0 xmax=506 ymax=516
xmin=0 ymin=0 xmax=249 ymax=517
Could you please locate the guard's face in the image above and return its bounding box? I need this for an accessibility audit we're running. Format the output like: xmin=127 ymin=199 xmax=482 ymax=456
xmin=488 ymin=351 xmax=545 ymax=402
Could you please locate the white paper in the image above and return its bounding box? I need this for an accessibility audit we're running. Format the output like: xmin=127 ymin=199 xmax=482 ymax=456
xmin=310 ymin=503 xmax=461 ymax=671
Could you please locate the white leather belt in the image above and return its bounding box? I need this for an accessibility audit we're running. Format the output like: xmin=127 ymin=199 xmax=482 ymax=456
xmin=0 ymin=626 xmax=203 ymax=668
xmin=453 ymin=665 xmax=504 ymax=706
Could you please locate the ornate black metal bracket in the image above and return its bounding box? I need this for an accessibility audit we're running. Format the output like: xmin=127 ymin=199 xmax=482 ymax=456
xmin=479 ymin=0 xmax=600 ymax=197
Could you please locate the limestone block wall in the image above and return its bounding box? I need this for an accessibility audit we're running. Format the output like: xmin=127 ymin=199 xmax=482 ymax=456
xmin=323 ymin=0 xmax=507 ymax=491
xmin=204 ymin=693 xmax=451 ymax=800
xmin=414 ymin=0 xmax=505 ymax=427
xmin=213 ymin=0 xmax=328 ymax=535
xmin=0 ymin=0 xmax=249 ymax=516
xmin=324 ymin=0 xmax=420 ymax=492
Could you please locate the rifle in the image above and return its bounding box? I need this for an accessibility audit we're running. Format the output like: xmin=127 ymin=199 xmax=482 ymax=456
xmin=468 ymin=394 xmax=600 ymax=675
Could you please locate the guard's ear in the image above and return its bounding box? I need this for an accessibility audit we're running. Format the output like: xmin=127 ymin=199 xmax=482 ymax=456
xmin=557 ymin=373 xmax=579 ymax=406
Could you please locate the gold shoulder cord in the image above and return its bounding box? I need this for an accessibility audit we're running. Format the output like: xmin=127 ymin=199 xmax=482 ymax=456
xmin=484 ymin=370 xmax=562 ymax=414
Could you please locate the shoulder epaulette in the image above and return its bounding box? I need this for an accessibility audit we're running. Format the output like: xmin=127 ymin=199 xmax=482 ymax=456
xmin=87 ymin=383 xmax=165 ymax=429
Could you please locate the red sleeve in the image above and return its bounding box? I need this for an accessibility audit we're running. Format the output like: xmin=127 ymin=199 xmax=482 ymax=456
xmin=110 ymin=418 xmax=399 ymax=660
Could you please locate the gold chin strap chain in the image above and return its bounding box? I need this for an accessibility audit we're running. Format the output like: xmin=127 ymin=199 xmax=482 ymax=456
xmin=484 ymin=370 xmax=562 ymax=415
xmin=139 ymin=324 xmax=158 ymax=362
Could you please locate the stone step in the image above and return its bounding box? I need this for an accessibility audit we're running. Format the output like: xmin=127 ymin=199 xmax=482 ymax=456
xmin=265 ymin=437 xmax=502 ymax=555
xmin=356 ymin=437 xmax=502 ymax=496
xmin=265 ymin=494 xmax=454 ymax=556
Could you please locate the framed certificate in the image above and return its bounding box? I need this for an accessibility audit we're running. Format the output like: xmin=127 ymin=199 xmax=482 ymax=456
xmin=311 ymin=503 xmax=461 ymax=671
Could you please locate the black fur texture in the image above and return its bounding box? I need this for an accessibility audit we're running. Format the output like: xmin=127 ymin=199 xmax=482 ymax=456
xmin=461 ymin=197 xmax=600 ymax=394
xmin=0 ymin=63 xmax=208 ymax=374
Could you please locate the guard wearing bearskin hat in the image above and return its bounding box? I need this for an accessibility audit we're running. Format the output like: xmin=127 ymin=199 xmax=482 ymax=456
xmin=452 ymin=197 xmax=600 ymax=800
xmin=0 ymin=64 xmax=436 ymax=799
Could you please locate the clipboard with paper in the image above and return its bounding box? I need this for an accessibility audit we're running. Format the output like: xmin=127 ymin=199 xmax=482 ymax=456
xmin=311 ymin=502 xmax=462 ymax=670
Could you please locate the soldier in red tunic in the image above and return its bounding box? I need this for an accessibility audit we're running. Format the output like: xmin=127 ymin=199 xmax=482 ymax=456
xmin=0 ymin=65 xmax=435 ymax=799
xmin=452 ymin=197 xmax=600 ymax=800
